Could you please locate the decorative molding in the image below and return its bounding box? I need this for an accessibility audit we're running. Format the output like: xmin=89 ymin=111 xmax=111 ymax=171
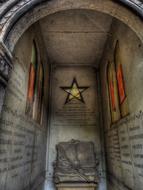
xmin=0 ymin=42 xmax=12 ymax=115
xmin=0 ymin=0 xmax=33 ymax=30
xmin=0 ymin=42 xmax=12 ymax=85
xmin=0 ymin=53 xmax=10 ymax=81
xmin=118 ymin=0 xmax=143 ymax=17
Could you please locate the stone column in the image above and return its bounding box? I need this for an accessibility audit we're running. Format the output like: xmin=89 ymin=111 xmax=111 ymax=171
xmin=0 ymin=43 xmax=12 ymax=114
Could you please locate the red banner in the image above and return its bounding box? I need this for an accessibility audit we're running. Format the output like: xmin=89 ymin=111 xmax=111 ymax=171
xmin=117 ymin=64 xmax=126 ymax=104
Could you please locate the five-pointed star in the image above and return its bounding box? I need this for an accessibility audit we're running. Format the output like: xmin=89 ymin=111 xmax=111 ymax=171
xmin=60 ymin=78 xmax=89 ymax=104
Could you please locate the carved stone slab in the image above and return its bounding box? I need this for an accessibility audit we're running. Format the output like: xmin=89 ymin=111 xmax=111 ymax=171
xmin=54 ymin=140 xmax=99 ymax=184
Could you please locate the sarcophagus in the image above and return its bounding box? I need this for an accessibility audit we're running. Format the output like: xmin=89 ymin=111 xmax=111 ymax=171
xmin=54 ymin=140 xmax=99 ymax=190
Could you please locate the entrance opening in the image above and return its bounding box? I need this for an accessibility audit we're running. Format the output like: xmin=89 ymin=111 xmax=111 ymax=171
xmin=0 ymin=5 xmax=143 ymax=190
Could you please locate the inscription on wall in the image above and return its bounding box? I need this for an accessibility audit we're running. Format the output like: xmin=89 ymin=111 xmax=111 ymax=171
xmin=106 ymin=111 xmax=143 ymax=190
xmin=0 ymin=61 xmax=46 ymax=190
xmin=105 ymin=128 xmax=122 ymax=180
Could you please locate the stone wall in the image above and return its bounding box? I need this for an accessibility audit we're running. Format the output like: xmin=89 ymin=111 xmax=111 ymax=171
xmin=100 ymin=18 xmax=143 ymax=190
xmin=0 ymin=22 xmax=49 ymax=190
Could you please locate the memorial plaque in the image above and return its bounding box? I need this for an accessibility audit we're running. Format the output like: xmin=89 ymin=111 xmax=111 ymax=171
xmin=128 ymin=112 xmax=143 ymax=190
xmin=106 ymin=111 xmax=143 ymax=190
xmin=118 ymin=122 xmax=134 ymax=189
xmin=105 ymin=128 xmax=122 ymax=180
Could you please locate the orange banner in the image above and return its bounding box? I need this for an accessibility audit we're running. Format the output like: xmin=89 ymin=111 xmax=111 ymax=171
xmin=117 ymin=64 xmax=126 ymax=104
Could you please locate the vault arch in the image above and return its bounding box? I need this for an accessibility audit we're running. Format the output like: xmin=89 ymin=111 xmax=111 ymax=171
xmin=0 ymin=0 xmax=142 ymax=53
xmin=0 ymin=0 xmax=142 ymax=113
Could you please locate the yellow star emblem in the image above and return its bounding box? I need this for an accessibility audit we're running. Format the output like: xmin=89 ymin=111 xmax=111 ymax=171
xmin=61 ymin=78 xmax=89 ymax=104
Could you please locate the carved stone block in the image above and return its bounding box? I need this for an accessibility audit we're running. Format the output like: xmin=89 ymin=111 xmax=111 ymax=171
xmin=54 ymin=140 xmax=99 ymax=184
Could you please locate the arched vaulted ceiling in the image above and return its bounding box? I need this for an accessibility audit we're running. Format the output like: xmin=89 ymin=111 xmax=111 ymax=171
xmin=0 ymin=0 xmax=142 ymax=70
xmin=39 ymin=9 xmax=113 ymax=67
xmin=0 ymin=0 xmax=142 ymax=89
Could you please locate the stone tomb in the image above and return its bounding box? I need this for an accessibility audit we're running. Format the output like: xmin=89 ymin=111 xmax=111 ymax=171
xmin=54 ymin=140 xmax=99 ymax=190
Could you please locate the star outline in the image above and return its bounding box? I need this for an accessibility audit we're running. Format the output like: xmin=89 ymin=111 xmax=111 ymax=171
xmin=60 ymin=78 xmax=89 ymax=104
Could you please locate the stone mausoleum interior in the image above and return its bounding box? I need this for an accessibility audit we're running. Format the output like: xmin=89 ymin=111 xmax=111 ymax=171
xmin=0 ymin=1 xmax=143 ymax=190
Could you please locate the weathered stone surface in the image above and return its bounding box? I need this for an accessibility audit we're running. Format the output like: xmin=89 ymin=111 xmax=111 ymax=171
xmin=100 ymin=16 xmax=143 ymax=190
xmin=54 ymin=140 xmax=99 ymax=184
xmin=0 ymin=22 xmax=48 ymax=190
xmin=0 ymin=53 xmax=10 ymax=81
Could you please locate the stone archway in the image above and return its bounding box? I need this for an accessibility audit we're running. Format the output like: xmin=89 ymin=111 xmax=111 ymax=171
xmin=0 ymin=0 xmax=142 ymax=53
xmin=0 ymin=0 xmax=142 ymax=91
